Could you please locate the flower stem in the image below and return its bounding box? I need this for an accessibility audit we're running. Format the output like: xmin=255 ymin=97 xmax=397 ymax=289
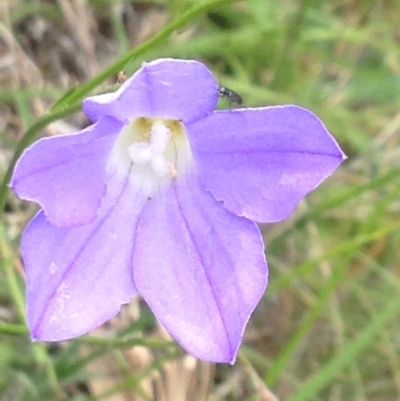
xmin=51 ymin=0 xmax=240 ymax=112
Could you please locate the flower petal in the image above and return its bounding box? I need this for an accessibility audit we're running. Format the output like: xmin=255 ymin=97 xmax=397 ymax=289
xmin=83 ymin=59 xmax=219 ymax=124
xmin=11 ymin=116 xmax=123 ymax=227
xmin=22 ymin=177 xmax=147 ymax=341
xmin=188 ymin=106 xmax=346 ymax=223
xmin=133 ymin=176 xmax=268 ymax=363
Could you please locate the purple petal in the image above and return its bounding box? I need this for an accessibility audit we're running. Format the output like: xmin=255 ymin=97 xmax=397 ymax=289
xmin=133 ymin=175 xmax=268 ymax=363
xmin=22 ymin=177 xmax=147 ymax=341
xmin=83 ymin=59 xmax=219 ymax=124
xmin=188 ymin=106 xmax=346 ymax=223
xmin=11 ymin=116 xmax=123 ymax=227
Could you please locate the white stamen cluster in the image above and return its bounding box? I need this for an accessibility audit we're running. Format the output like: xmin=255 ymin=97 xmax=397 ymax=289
xmin=128 ymin=121 xmax=171 ymax=177
xmin=108 ymin=117 xmax=193 ymax=197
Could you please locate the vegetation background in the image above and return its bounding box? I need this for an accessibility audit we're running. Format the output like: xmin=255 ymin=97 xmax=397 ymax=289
xmin=1 ymin=0 xmax=399 ymax=400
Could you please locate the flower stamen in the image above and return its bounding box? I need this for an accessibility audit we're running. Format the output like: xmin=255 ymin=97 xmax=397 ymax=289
xmin=108 ymin=116 xmax=193 ymax=196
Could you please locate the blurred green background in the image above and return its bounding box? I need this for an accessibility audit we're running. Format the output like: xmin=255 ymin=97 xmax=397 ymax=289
xmin=1 ymin=0 xmax=399 ymax=400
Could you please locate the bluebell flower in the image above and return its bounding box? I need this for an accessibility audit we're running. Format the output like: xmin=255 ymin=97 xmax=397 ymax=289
xmin=11 ymin=59 xmax=345 ymax=363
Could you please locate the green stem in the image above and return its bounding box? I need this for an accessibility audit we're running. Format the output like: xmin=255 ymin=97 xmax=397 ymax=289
xmin=75 ymin=335 xmax=174 ymax=349
xmin=51 ymin=0 xmax=239 ymax=112
xmin=0 ymin=321 xmax=27 ymax=335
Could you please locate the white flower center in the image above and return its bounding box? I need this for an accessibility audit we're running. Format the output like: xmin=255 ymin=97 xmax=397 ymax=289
xmin=107 ymin=117 xmax=193 ymax=197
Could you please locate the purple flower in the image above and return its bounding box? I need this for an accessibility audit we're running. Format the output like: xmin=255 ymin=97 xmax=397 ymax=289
xmin=10 ymin=58 xmax=345 ymax=363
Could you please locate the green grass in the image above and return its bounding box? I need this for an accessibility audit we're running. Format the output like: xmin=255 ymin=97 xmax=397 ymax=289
xmin=1 ymin=0 xmax=399 ymax=399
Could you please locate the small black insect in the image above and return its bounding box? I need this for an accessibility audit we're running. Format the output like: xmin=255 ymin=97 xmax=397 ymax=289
xmin=218 ymin=86 xmax=243 ymax=105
